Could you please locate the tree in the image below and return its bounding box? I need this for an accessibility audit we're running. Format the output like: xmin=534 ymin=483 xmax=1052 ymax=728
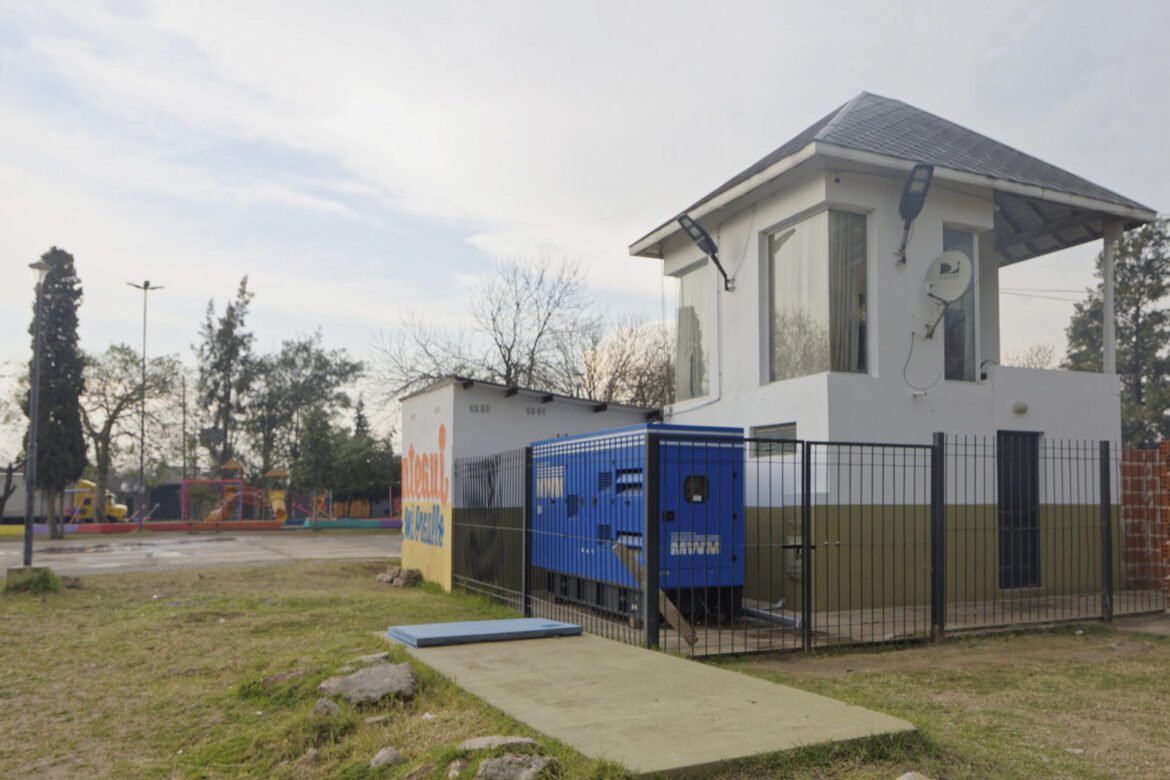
xmin=470 ymin=256 xmax=602 ymax=390
xmin=352 ymin=397 xmax=370 ymax=438
xmin=0 ymin=454 xmax=24 ymax=522
xmin=80 ymin=344 xmax=178 ymax=521
xmin=373 ymin=310 xmax=483 ymax=399
xmin=579 ymin=318 xmax=675 ymax=408
xmin=195 ymin=277 xmax=255 ymax=468
xmin=290 ymin=406 xmax=335 ymax=495
xmin=0 ymin=395 xmax=24 ymax=521
xmin=1003 ymin=343 xmax=1057 ymax=370
xmin=1065 ymin=219 xmax=1170 ymax=446
xmin=25 ymin=247 xmax=87 ymax=537
xmin=335 ymin=429 xmax=396 ymax=506
xmin=372 ymin=256 xmax=672 ymax=411
xmin=245 ymin=332 xmax=363 ymax=473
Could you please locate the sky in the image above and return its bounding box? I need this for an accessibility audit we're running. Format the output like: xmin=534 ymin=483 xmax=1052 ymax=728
xmin=1 ymin=0 xmax=1167 ymax=451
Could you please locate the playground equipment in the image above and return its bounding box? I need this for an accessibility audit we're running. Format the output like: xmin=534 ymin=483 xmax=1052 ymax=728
xmin=181 ymin=461 xmax=304 ymax=525
xmin=265 ymin=467 xmax=289 ymax=523
xmin=69 ymin=479 xmax=129 ymax=522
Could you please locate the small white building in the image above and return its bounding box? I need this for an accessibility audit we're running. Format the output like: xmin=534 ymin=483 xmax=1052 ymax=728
xmin=629 ymin=92 xmax=1156 ymax=446
xmin=399 ymin=377 xmax=653 ymax=589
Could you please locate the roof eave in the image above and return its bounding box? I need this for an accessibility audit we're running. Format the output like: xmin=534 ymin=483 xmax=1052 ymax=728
xmin=629 ymin=141 xmax=1156 ymax=260
xmin=818 ymin=144 xmax=1157 ymax=223
xmin=399 ymin=375 xmax=657 ymax=416
xmin=628 ymin=142 xmax=820 ymax=258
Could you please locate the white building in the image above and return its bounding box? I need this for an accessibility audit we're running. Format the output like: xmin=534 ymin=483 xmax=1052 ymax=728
xmin=629 ymin=93 xmax=1156 ymax=446
xmin=399 ymin=377 xmax=652 ymax=589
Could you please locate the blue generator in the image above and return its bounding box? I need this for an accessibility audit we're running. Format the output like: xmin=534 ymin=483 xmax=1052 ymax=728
xmin=530 ymin=423 xmax=744 ymax=623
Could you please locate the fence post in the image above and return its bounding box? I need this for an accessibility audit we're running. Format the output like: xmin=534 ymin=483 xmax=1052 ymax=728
xmin=1100 ymin=440 xmax=1114 ymax=622
xmin=522 ymin=447 xmax=533 ymax=618
xmin=930 ymin=432 xmax=946 ymax=639
xmin=800 ymin=441 xmax=812 ymax=653
xmin=644 ymin=432 xmax=661 ymax=650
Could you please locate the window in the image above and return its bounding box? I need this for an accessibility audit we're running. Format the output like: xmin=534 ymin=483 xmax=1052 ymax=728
xmin=751 ymin=422 xmax=797 ymax=457
xmin=675 ymin=263 xmax=711 ymax=401
xmin=769 ymin=210 xmax=867 ymax=381
xmin=943 ymin=227 xmax=977 ymax=381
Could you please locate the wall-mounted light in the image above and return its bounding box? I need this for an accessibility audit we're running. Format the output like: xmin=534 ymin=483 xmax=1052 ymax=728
xmin=895 ymin=163 xmax=934 ymax=264
xmin=677 ymin=214 xmax=734 ymax=291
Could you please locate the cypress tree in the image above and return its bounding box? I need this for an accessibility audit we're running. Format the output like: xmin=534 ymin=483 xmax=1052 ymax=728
xmin=26 ymin=247 xmax=87 ymax=537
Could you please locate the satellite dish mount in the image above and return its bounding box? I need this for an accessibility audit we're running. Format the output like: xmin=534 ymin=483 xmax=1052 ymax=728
xmin=922 ymin=250 xmax=973 ymax=338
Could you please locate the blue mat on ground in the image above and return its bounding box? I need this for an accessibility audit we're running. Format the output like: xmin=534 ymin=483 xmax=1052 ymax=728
xmin=386 ymin=618 xmax=582 ymax=648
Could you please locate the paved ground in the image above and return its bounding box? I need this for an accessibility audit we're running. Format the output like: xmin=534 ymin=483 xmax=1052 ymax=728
xmin=0 ymin=531 xmax=401 ymax=576
xmin=397 ymin=632 xmax=914 ymax=775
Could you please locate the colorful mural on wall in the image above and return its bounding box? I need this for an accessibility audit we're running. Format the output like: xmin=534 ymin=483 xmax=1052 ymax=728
xmin=401 ymin=423 xmax=453 ymax=589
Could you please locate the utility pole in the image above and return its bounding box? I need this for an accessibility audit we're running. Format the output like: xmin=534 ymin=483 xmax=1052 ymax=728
xmin=181 ymin=374 xmax=188 ymax=480
xmin=127 ymin=280 xmax=163 ymax=528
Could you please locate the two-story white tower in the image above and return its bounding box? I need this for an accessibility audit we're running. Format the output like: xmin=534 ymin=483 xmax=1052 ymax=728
xmin=630 ymin=93 xmax=1156 ymax=446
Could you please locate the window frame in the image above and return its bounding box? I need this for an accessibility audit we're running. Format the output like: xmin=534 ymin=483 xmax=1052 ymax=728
xmin=761 ymin=205 xmax=871 ymax=384
xmin=750 ymin=422 xmax=798 ymax=458
xmin=673 ymin=259 xmax=713 ymax=402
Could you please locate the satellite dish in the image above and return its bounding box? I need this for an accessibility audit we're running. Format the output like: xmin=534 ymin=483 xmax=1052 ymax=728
xmin=924 ymin=251 xmax=973 ymax=303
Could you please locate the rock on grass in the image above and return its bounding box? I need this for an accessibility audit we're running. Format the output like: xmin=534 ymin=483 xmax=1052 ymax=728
xmin=370 ymin=746 xmax=402 ymax=768
xmin=475 ymin=754 xmax=554 ymax=779
xmin=312 ymin=698 xmax=340 ymax=717
xmin=459 ymin=736 xmax=539 ymax=751
xmin=319 ymin=663 xmax=416 ymax=705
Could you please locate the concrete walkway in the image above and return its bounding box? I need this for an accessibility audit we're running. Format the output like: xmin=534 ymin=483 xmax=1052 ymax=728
xmin=398 ymin=633 xmax=914 ymax=776
xmin=0 ymin=531 xmax=401 ymax=576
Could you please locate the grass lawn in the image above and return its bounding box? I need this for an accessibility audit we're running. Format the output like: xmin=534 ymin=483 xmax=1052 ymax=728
xmin=2 ymin=558 xmax=1167 ymax=778
xmin=714 ymin=623 xmax=1170 ymax=779
xmin=0 ymin=560 xmax=624 ymax=779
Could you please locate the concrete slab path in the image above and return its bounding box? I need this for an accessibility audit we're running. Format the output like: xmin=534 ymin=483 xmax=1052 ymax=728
xmin=0 ymin=531 xmax=401 ymax=576
xmin=398 ymin=633 xmax=914 ymax=776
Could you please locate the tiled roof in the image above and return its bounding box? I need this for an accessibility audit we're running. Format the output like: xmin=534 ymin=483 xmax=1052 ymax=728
xmin=637 ymin=93 xmax=1153 ymax=249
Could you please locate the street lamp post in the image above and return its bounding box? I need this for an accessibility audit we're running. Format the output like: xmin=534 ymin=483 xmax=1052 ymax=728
xmin=127 ymin=280 xmax=163 ymax=528
xmin=23 ymin=260 xmax=51 ymax=567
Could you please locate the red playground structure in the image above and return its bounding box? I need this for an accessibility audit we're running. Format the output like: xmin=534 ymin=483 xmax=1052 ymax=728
xmin=180 ymin=459 xmax=283 ymax=528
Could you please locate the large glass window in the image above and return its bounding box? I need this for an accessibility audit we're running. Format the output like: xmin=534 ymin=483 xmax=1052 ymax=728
xmin=769 ymin=210 xmax=867 ymax=381
xmin=675 ymin=263 xmax=711 ymax=401
xmin=943 ymin=227 xmax=977 ymax=381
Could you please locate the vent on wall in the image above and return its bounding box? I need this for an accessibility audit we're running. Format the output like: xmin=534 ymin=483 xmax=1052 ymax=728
xmin=615 ymin=468 xmax=643 ymax=494
xmin=566 ymin=494 xmax=580 ymax=518
xmin=597 ymin=471 xmax=613 ymax=491
xmin=597 ymin=524 xmax=612 ymax=542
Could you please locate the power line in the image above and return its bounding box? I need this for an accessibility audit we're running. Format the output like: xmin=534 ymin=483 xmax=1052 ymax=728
xmin=1000 ymin=291 xmax=1081 ymax=302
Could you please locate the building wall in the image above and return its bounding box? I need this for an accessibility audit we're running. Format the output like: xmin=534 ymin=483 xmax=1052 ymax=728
xmin=658 ymin=163 xmax=1122 ymax=446
xmin=401 ymin=383 xmax=456 ymax=589
xmin=1120 ymin=443 xmax=1170 ymax=595
xmin=400 ymin=380 xmax=649 ymax=590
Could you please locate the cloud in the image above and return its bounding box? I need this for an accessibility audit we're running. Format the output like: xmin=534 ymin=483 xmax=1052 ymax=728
xmin=1 ymin=0 xmax=1167 ymax=394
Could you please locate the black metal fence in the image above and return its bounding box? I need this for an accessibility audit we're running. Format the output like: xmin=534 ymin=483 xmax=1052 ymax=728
xmin=450 ymin=432 xmax=1167 ymax=658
